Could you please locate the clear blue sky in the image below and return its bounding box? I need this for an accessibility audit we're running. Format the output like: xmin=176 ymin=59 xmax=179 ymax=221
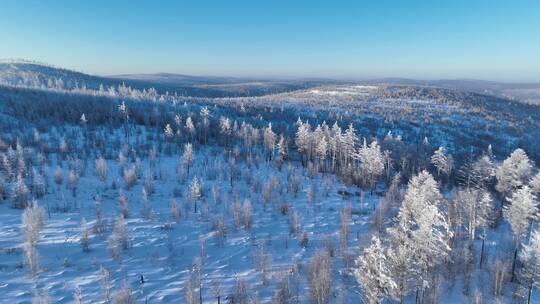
xmin=1 ymin=0 xmax=539 ymax=81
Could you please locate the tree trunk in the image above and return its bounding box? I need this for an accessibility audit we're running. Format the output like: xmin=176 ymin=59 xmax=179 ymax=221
xmin=479 ymin=237 xmax=485 ymax=269
xmin=511 ymin=246 xmax=518 ymax=282
xmin=528 ymin=285 xmax=532 ymax=304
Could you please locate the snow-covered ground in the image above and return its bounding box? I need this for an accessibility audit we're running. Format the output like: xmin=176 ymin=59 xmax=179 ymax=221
xmin=0 ymin=147 xmax=379 ymax=303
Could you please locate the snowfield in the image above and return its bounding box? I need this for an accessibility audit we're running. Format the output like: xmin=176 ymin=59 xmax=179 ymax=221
xmin=309 ymin=85 xmax=378 ymax=97
xmin=0 ymin=147 xmax=378 ymax=303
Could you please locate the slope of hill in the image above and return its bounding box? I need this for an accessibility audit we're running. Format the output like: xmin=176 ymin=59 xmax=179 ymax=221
xmin=0 ymin=60 xmax=116 ymax=90
xmin=0 ymin=61 xmax=330 ymax=98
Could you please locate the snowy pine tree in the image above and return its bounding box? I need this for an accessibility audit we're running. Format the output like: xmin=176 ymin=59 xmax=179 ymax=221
xmin=295 ymin=120 xmax=312 ymax=161
xmin=505 ymin=186 xmax=538 ymax=243
xmin=431 ymin=146 xmax=453 ymax=178
xmin=387 ymin=170 xmax=451 ymax=298
xmin=355 ymin=236 xmax=396 ymax=304
xmin=263 ymin=123 xmax=277 ymax=160
xmin=455 ymin=188 xmax=493 ymax=240
xmin=21 ymin=200 xmax=46 ymax=279
xmin=182 ymin=143 xmax=194 ymax=176
xmin=496 ymin=148 xmax=533 ymax=196
xmin=519 ymin=229 xmax=540 ymax=304
xmin=164 ymin=123 xmax=174 ymax=139
xmin=357 ymin=139 xmax=385 ymax=191
xmin=504 ymin=186 xmax=538 ymax=280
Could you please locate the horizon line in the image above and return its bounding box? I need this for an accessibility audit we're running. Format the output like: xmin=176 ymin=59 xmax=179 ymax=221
xmin=2 ymin=58 xmax=540 ymax=84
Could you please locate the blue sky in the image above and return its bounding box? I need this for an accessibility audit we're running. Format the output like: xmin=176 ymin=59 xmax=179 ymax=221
xmin=1 ymin=0 xmax=539 ymax=81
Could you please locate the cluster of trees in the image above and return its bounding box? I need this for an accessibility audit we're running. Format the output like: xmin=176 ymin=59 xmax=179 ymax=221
xmin=356 ymin=147 xmax=540 ymax=304
xmin=295 ymin=119 xmax=386 ymax=189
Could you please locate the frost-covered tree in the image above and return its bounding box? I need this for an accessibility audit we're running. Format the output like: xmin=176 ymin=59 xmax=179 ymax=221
xmin=12 ymin=173 xmax=29 ymax=208
xmin=219 ymin=116 xmax=232 ymax=137
xmin=95 ymin=156 xmax=108 ymax=183
xmin=164 ymin=123 xmax=174 ymax=139
xmin=496 ymin=148 xmax=533 ymax=196
xmin=295 ymin=120 xmax=312 ymax=161
xmin=387 ymin=235 xmax=415 ymax=303
xmin=170 ymin=198 xmax=180 ymax=223
xmin=68 ymin=169 xmax=79 ymax=197
xmin=313 ymin=124 xmax=328 ymax=165
xmin=93 ymin=196 xmax=107 ymax=234
xmin=315 ymin=135 xmax=328 ymax=165
xmin=73 ymin=286 xmax=83 ymax=304
xmin=54 ymin=166 xmax=63 ymax=189
xmin=387 ymin=170 xmax=451 ymax=298
xmin=455 ymin=188 xmax=493 ymax=240
xmin=200 ymin=106 xmax=210 ymax=124
xmin=308 ymin=250 xmax=332 ymax=304
xmin=182 ymin=143 xmax=194 ymax=176
xmin=99 ymin=266 xmax=112 ymax=302
xmin=274 ymin=274 xmax=292 ymax=304
xmin=31 ymin=167 xmax=46 ymax=199
xmin=183 ymin=270 xmax=197 ymax=304
xmin=118 ymin=100 xmax=127 ymax=116
xmin=112 ymin=281 xmax=135 ymax=304
xmin=263 ymin=123 xmax=277 ymax=160
xmin=118 ymin=192 xmax=129 ymax=218
xmin=431 ymin=146 xmax=453 ymax=178
xmin=276 ymin=134 xmax=288 ymax=165
xmin=289 ymin=210 xmax=301 ymax=236
xmin=31 ymin=288 xmax=50 ymax=304
xmin=519 ymin=229 xmax=540 ymax=304
xmin=212 ymin=215 xmax=227 ymax=246
xmin=123 ymin=166 xmax=137 ymax=190
xmin=357 ymin=139 xmax=385 ymax=191
xmin=457 ymin=154 xmax=495 ymax=190
xmin=505 ymin=186 xmax=538 ymax=243
xmin=504 ymin=186 xmax=538 ymax=280
xmin=108 ymin=215 xmax=128 ymax=260
xmin=185 ymin=116 xmax=195 ymax=140
xmin=141 ymin=188 xmax=152 ymax=220
xmin=242 ymin=199 xmax=253 ymax=229
xmin=342 ymin=123 xmax=358 ymax=166
xmin=232 ymin=198 xmax=242 ymax=230
xmin=174 ymin=113 xmax=182 ymax=126
xmin=190 ymin=177 xmax=202 ymax=213
xmin=329 ymin=122 xmax=342 ymax=170
xmin=200 ymin=106 xmax=211 ymax=143
xmin=355 ymin=236 xmax=396 ymax=304
xmin=80 ymin=113 xmax=87 ymax=125
xmin=234 ymin=277 xmax=249 ymax=304
xmin=2 ymin=154 xmax=13 ymax=182
xmin=21 ymin=200 xmax=46 ymax=279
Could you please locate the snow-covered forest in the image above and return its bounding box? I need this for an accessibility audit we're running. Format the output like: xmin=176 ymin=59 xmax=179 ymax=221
xmin=0 ymin=62 xmax=539 ymax=304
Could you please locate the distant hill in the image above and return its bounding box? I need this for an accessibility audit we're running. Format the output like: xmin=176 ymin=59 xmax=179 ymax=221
xmin=111 ymin=73 xmax=245 ymax=86
xmin=0 ymin=61 xmax=333 ymax=98
xmin=365 ymin=77 xmax=540 ymax=105
xmin=0 ymin=60 xmax=118 ymax=90
xmin=2 ymin=60 xmax=539 ymax=102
